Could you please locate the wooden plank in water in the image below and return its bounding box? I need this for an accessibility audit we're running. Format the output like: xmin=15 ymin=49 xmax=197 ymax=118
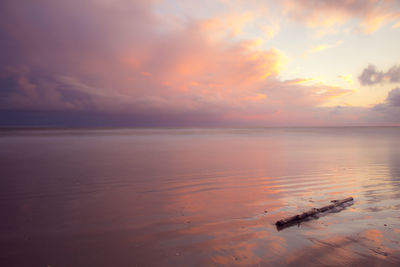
xmin=275 ymin=197 xmax=354 ymax=228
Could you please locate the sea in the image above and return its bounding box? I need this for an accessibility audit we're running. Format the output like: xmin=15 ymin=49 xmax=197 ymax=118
xmin=0 ymin=127 xmax=399 ymax=266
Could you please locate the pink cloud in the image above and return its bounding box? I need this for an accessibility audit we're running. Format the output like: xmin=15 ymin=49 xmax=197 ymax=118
xmin=0 ymin=0 xmax=398 ymax=126
xmin=281 ymin=0 xmax=400 ymax=34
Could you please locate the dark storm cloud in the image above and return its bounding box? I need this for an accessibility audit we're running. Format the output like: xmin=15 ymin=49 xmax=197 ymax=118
xmin=387 ymin=88 xmax=400 ymax=107
xmin=370 ymin=88 xmax=400 ymax=124
xmin=358 ymin=64 xmax=400 ymax=86
xmin=387 ymin=66 xmax=400 ymax=83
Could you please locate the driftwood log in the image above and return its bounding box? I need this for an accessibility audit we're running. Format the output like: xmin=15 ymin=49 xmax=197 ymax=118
xmin=275 ymin=197 xmax=354 ymax=228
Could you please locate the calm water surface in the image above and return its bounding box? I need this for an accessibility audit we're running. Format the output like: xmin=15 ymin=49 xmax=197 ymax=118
xmin=1 ymin=128 xmax=400 ymax=266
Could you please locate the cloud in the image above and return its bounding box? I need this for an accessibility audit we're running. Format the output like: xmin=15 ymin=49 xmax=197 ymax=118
xmin=393 ymin=21 xmax=400 ymax=28
xmin=338 ymin=74 xmax=354 ymax=84
xmin=281 ymin=0 xmax=400 ymax=34
xmin=302 ymin=40 xmax=343 ymax=57
xmin=387 ymin=88 xmax=400 ymax=106
xmin=262 ymin=21 xmax=281 ymax=40
xmin=0 ymin=1 xmax=283 ymax=107
xmin=0 ymin=0 xmax=397 ymax=127
xmin=358 ymin=64 xmax=400 ymax=85
xmin=369 ymin=88 xmax=400 ymax=124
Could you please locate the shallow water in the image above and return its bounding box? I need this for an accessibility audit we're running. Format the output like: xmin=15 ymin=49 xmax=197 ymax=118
xmin=1 ymin=127 xmax=400 ymax=266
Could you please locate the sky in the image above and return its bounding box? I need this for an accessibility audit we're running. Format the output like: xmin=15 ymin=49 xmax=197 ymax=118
xmin=1 ymin=0 xmax=400 ymax=127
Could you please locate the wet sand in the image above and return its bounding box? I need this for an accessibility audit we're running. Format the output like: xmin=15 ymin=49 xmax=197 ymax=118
xmin=0 ymin=127 xmax=400 ymax=266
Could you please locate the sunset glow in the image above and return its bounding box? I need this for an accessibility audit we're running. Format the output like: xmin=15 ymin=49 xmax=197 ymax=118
xmin=1 ymin=0 xmax=400 ymax=126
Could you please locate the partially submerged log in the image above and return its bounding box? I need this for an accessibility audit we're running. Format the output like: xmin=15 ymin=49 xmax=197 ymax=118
xmin=275 ymin=197 xmax=354 ymax=228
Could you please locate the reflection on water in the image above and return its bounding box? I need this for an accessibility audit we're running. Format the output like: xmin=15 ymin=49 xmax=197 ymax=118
xmin=0 ymin=127 xmax=399 ymax=266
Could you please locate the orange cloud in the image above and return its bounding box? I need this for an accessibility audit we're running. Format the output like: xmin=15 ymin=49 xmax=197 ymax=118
xmin=393 ymin=21 xmax=400 ymax=28
xmin=243 ymin=93 xmax=267 ymax=102
xmin=285 ymin=78 xmax=315 ymax=85
xmin=140 ymin=72 xmax=152 ymax=77
xmin=338 ymin=74 xmax=354 ymax=84
xmin=303 ymin=40 xmax=343 ymax=57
